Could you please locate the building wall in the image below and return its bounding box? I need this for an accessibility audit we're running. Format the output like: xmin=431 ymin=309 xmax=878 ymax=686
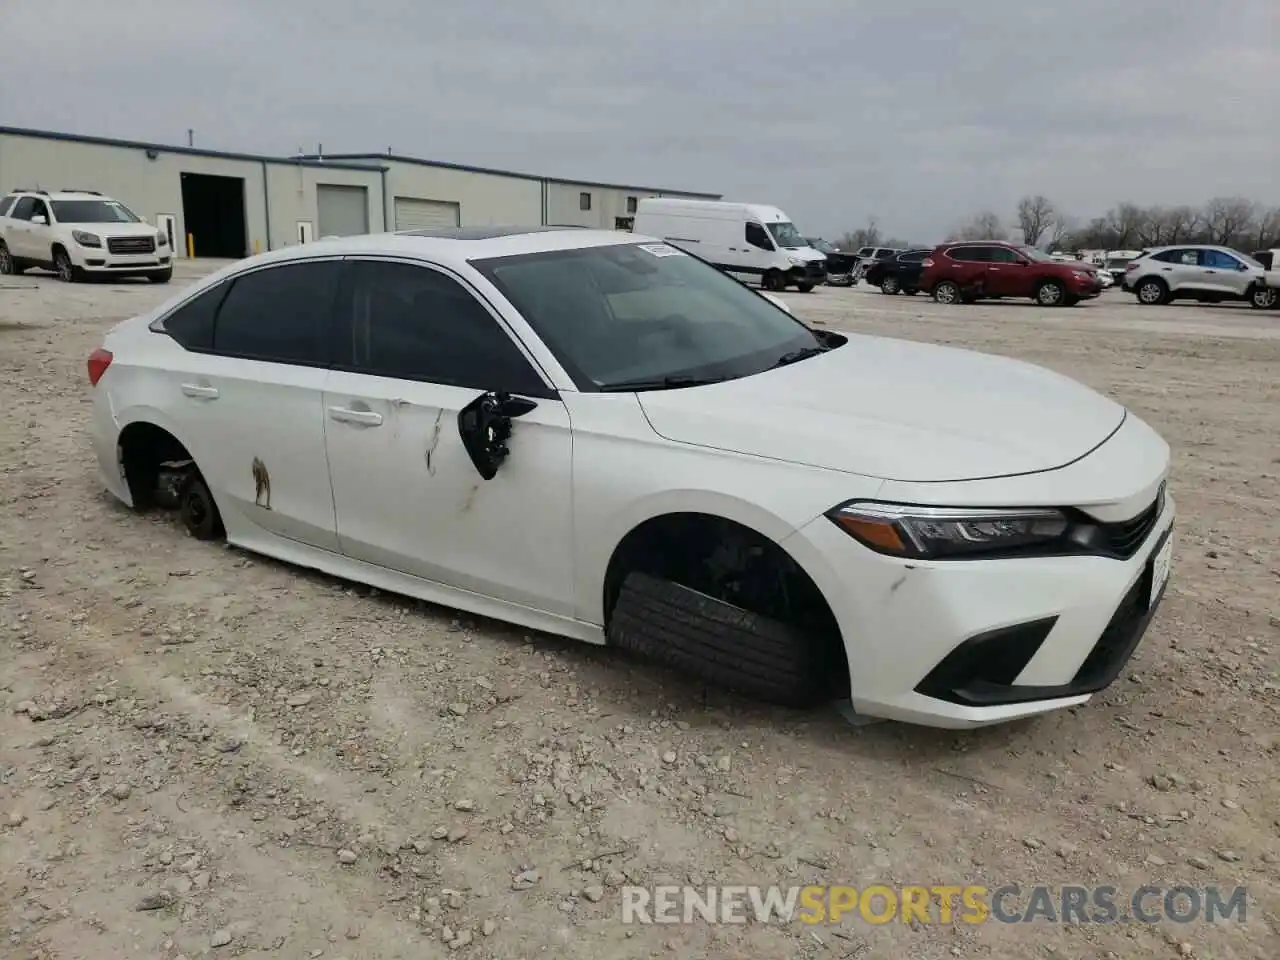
xmin=380 ymin=160 xmax=541 ymax=229
xmin=545 ymin=183 xmax=654 ymax=229
xmin=0 ymin=132 xmax=385 ymax=257
xmin=0 ymin=133 xmax=267 ymax=256
xmin=264 ymin=164 xmax=385 ymax=249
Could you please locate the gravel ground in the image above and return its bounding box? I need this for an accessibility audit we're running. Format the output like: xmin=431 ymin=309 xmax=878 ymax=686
xmin=1 ymin=264 xmax=1277 ymax=960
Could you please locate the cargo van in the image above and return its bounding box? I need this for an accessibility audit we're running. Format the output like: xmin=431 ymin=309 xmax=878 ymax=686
xmin=631 ymin=199 xmax=827 ymax=291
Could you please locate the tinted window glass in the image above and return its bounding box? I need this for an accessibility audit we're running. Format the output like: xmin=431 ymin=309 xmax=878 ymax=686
xmin=947 ymin=246 xmax=985 ymax=262
xmin=473 ymin=242 xmax=821 ymax=391
xmin=745 ymin=223 xmax=773 ymax=250
xmin=213 ymin=261 xmax=339 ymax=365
xmin=900 ymin=251 xmax=927 ymax=262
xmin=988 ymin=247 xmax=1022 ymax=263
xmin=11 ymin=197 xmax=36 ymax=220
xmin=163 ymin=281 xmax=229 ymax=351
xmin=339 ymin=260 xmax=546 ymax=394
xmin=1200 ymin=249 xmax=1240 ymax=269
xmin=30 ymin=200 xmax=50 ymax=221
xmin=49 ymin=200 xmax=140 ymax=224
xmin=0 ymin=196 xmax=14 ymax=217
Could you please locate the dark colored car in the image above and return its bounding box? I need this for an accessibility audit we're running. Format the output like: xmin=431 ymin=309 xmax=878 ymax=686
xmin=919 ymin=242 xmax=1104 ymax=307
xmin=862 ymin=248 xmax=933 ymax=295
xmin=804 ymin=238 xmax=858 ymax=285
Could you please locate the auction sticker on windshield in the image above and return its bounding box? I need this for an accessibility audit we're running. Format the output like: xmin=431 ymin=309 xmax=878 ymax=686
xmin=637 ymin=244 xmax=686 ymax=258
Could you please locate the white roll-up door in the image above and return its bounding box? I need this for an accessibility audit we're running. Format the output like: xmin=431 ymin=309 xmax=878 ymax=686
xmin=394 ymin=197 xmax=461 ymax=231
xmin=316 ymin=184 xmax=370 ymax=237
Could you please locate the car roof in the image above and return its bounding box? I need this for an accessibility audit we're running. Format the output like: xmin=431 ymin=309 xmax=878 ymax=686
xmin=7 ymin=189 xmax=115 ymax=200
xmin=208 ymin=227 xmax=651 ymax=274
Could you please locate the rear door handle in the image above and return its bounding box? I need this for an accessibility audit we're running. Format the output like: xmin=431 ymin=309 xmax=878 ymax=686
xmin=328 ymin=406 xmax=383 ymax=427
xmin=180 ymin=383 xmax=219 ymax=400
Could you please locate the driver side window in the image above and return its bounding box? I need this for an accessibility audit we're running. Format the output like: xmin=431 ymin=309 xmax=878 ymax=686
xmin=745 ymin=222 xmax=774 ymax=251
xmin=336 ymin=260 xmax=550 ymax=396
xmin=988 ymin=247 xmax=1022 ymax=264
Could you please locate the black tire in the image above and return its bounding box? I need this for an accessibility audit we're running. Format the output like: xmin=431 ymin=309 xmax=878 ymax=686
xmin=52 ymin=247 xmax=80 ymax=283
xmin=147 ymin=269 xmax=173 ymax=284
xmin=1248 ymin=285 xmax=1277 ymax=310
xmin=1035 ymin=279 xmax=1067 ymax=306
xmin=0 ymin=241 xmax=20 ymax=276
xmin=762 ymin=270 xmax=786 ymax=292
xmin=179 ymin=473 xmax=224 ymax=541
xmin=932 ymin=280 xmax=961 ymax=304
xmin=880 ymin=275 xmax=900 ymax=295
xmin=796 ymin=282 xmax=815 ymax=293
xmin=608 ymin=571 xmax=831 ymax=707
xmin=1134 ymin=277 xmax=1168 ymax=305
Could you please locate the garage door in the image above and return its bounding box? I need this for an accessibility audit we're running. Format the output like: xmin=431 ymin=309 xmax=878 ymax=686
xmin=394 ymin=197 xmax=461 ymax=231
xmin=316 ymin=184 xmax=370 ymax=237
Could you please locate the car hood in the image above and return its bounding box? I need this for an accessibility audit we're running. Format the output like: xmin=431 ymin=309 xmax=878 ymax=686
xmin=779 ymin=246 xmax=827 ymax=263
xmin=636 ymin=335 xmax=1126 ymax=482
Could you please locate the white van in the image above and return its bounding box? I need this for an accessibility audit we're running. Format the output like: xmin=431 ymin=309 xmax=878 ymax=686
xmin=631 ymin=198 xmax=827 ymax=292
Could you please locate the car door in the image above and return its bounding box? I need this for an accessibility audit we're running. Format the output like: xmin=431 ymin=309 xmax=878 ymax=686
xmin=1198 ymin=248 xmax=1249 ymax=296
xmin=740 ymin=221 xmax=778 ymax=282
xmin=6 ymin=197 xmax=38 ymax=259
xmin=1151 ymin=248 xmax=1203 ymax=293
xmin=942 ymin=245 xmax=986 ymax=288
xmin=985 ymin=246 xmax=1034 ymax=297
xmin=322 ymin=257 xmax=575 ymax=615
xmin=165 ymin=258 xmax=344 ymax=550
xmin=25 ymin=198 xmax=54 ymax=262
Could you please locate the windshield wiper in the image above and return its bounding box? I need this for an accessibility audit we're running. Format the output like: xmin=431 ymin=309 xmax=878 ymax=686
xmin=771 ymin=345 xmax=828 ymax=368
xmin=598 ymin=374 xmax=725 ymax=392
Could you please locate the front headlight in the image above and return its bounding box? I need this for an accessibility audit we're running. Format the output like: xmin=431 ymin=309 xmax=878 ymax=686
xmin=827 ymin=502 xmax=1069 ymax=559
xmin=1072 ymin=270 xmax=1092 ymax=281
xmin=72 ymin=230 xmax=102 ymax=247
xmin=788 ymin=255 xmax=806 ymax=266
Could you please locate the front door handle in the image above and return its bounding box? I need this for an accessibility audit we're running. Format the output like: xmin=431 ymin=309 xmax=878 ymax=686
xmin=181 ymin=383 xmax=219 ymax=400
xmin=328 ymin=406 xmax=383 ymax=427
xmin=987 ymin=266 xmax=1000 ymax=271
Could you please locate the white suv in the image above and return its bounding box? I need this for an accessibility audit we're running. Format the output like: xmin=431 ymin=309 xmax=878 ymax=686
xmin=0 ymin=189 xmax=171 ymax=283
xmin=1122 ymin=244 xmax=1269 ymax=308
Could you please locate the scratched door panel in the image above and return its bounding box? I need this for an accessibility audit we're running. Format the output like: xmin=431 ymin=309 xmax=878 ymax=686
xmin=321 ymin=369 xmax=576 ymax=616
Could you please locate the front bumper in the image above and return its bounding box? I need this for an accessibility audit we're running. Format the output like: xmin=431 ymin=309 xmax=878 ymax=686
xmin=785 ymin=488 xmax=1175 ymax=729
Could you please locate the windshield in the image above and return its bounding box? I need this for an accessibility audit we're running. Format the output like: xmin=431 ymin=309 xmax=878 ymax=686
xmin=471 ymin=242 xmax=825 ymax=391
xmin=50 ymin=199 xmax=141 ymax=224
xmin=766 ymin=221 xmax=806 ymax=248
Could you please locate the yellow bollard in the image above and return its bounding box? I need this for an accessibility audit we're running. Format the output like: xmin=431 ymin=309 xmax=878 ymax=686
xmin=253 ymin=239 xmax=261 ymax=255
xmin=186 ymin=233 xmax=195 ymax=258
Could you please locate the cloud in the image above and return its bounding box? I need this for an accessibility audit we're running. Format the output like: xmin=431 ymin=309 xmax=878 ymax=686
xmin=1 ymin=0 xmax=1275 ymax=241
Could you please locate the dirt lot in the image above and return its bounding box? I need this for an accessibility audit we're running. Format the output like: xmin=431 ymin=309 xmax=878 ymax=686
xmin=1 ymin=264 xmax=1277 ymax=960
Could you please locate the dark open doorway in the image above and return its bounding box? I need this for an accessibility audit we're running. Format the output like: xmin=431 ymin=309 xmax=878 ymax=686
xmin=180 ymin=172 xmax=247 ymax=258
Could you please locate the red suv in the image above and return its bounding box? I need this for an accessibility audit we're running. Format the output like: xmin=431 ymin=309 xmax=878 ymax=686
xmin=919 ymin=242 xmax=1103 ymax=307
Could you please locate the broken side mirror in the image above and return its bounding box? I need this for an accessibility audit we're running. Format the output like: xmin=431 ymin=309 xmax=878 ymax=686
xmin=457 ymin=391 xmax=537 ymax=480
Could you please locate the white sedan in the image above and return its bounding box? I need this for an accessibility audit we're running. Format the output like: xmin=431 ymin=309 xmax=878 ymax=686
xmin=86 ymin=228 xmax=1175 ymax=728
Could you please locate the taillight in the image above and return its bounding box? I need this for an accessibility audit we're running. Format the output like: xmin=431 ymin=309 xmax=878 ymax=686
xmin=921 ymin=258 xmax=934 ymax=268
xmin=1125 ymin=262 xmax=1140 ymax=271
xmin=87 ymin=347 xmax=113 ymax=386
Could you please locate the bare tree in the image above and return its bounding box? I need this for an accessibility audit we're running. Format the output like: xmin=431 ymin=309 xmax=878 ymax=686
xmin=1250 ymin=206 xmax=1280 ymax=251
xmin=1047 ymin=215 xmax=1074 ymax=250
xmin=1160 ymin=206 xmax=1199 ymax=244
xmin=1202 ymin=197 xmax=1258 ymax=245
xmin=947 ymin=211 xmax=1006 ymax=242
xmin=838 ymin=217 xmax=881 ymax=251
xmin=1016 ymin=195 xmax=1056 ymax=247
xmin=1106 ymin=203 xmax=1146 ymax=249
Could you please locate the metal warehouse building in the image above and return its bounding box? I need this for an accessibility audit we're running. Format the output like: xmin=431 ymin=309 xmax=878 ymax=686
xmin=0 ymin=126 xmax=719 ymax=259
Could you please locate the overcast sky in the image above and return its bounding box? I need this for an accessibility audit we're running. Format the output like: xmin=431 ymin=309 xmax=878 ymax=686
xmin=2 ymin=0 xmax=1276 ymax=242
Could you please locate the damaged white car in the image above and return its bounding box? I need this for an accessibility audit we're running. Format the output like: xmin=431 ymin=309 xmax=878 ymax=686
xmin=87 ymin=228 xmax=1174 ymax=728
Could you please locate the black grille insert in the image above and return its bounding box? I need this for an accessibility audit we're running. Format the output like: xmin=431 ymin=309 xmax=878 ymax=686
xmin=108 ymin=236 xmax=156 ymax=255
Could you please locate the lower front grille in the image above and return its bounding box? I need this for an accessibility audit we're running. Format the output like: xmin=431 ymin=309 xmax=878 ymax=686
xmin=107 ymin=236 xmax=156 ymax=255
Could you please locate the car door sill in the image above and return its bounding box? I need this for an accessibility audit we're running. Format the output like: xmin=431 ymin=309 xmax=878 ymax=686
xmin=225 ymin=526 xmax=604 ymax=645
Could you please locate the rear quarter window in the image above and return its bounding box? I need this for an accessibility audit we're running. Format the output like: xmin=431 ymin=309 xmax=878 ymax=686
xmin=0 ymin=196 xmax=15 ymax=218
xmin=157 ymin=281 xmax=230 ymax=352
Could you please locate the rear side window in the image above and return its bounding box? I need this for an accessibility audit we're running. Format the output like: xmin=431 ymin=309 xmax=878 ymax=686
xmin=162 ymin=281 xmax=229 ymax=351
xmin=336 ymin=260 xmax=547 ymax=395
xmin=213 ymin=261 xmax=340 ymax=365
xmin=946 ymin=246 xmax=986 ymax=262
xmin=900 ymin=250 xmax=927 ymax=262
xmin=0 ymin=196 xmax=14 ymax=217
xmin=1153 ymin=248 xmax=1196 ymax=265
